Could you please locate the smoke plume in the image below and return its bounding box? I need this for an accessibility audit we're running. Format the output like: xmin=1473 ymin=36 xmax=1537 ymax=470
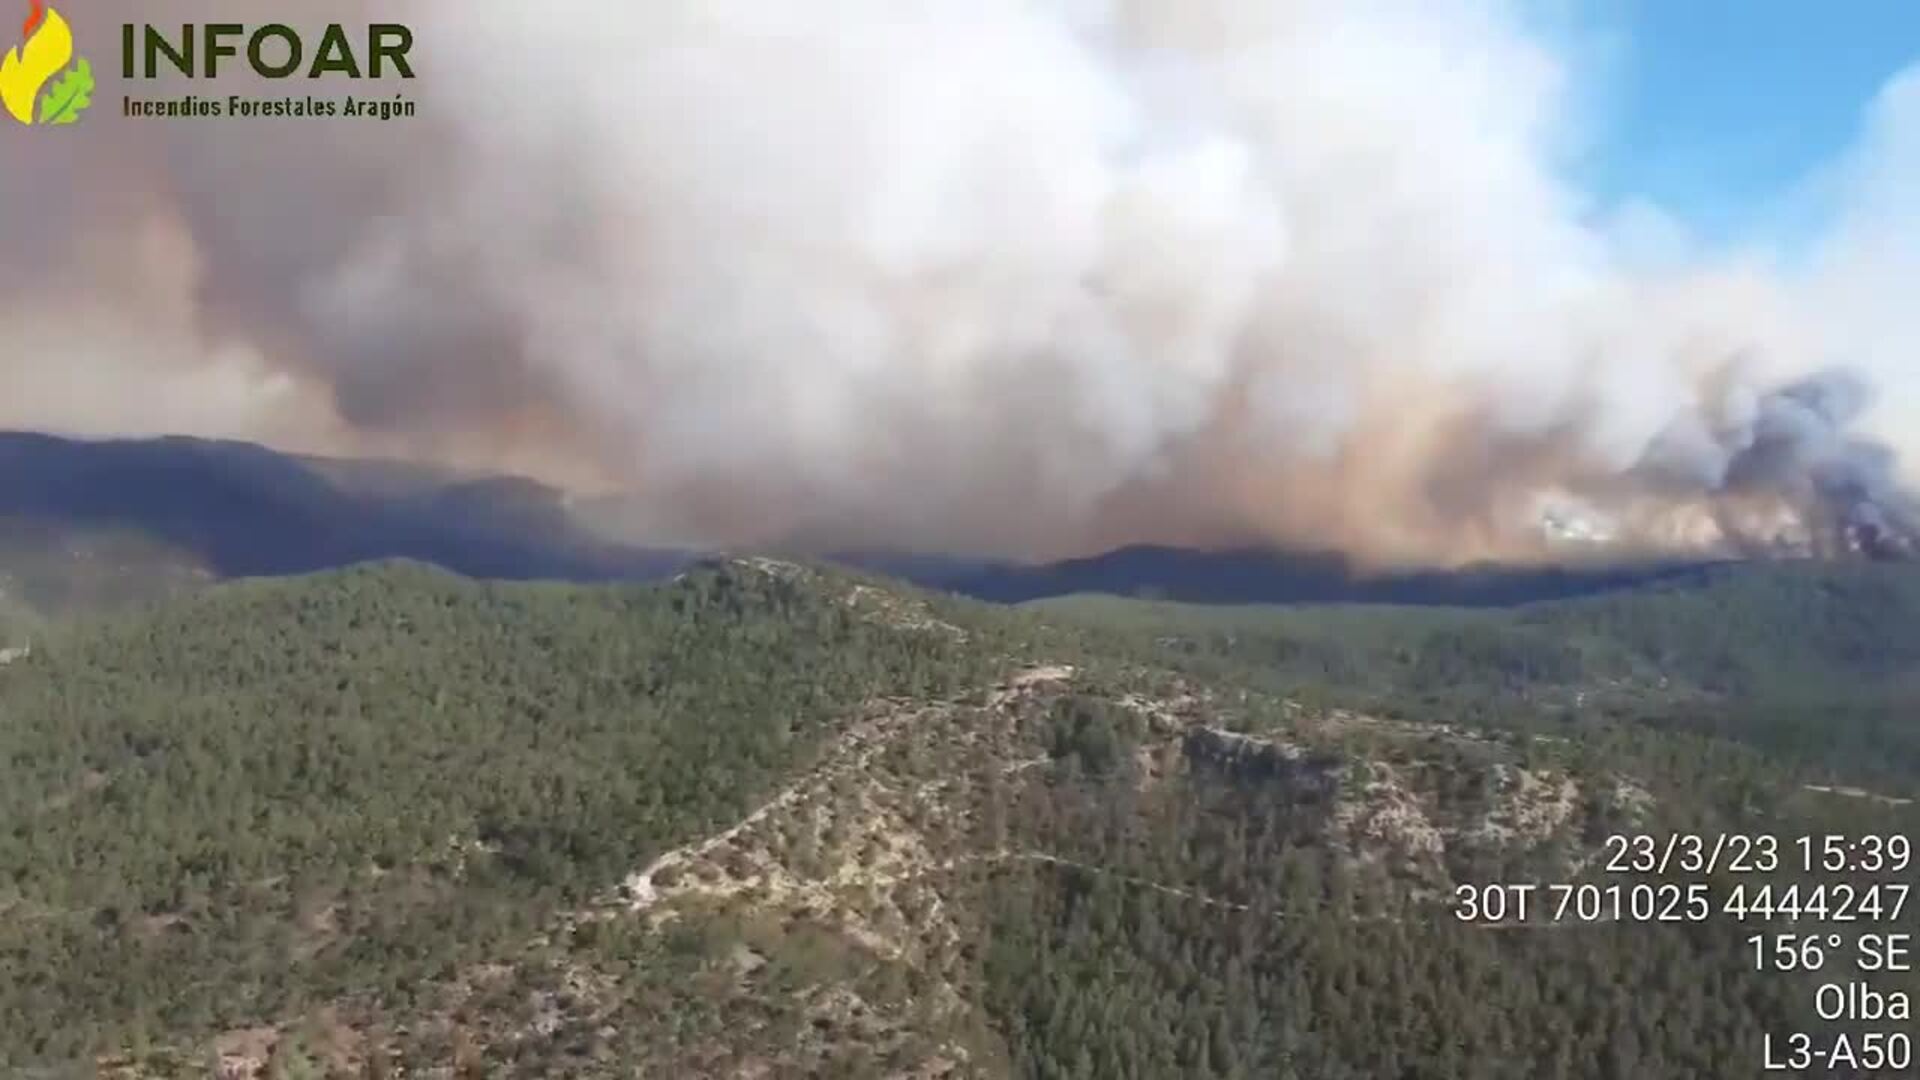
xmin=2 ymin=0 xmax=1916 ymax=563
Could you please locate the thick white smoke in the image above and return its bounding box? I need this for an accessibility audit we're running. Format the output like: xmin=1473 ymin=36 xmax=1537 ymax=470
xmin=1 ymin=0 xmax=1915 ymax=562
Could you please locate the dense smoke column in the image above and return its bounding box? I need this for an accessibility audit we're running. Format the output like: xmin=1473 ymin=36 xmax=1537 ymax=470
xmin=0 ymin=1 xmax=1915 ymax=563
xmin=1703 ymin=372 xmax=1918 ymax=557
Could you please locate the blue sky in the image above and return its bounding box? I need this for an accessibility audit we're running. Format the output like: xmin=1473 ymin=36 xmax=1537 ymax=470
xmin=1560 ymin=0 xmax=1917 ymax=247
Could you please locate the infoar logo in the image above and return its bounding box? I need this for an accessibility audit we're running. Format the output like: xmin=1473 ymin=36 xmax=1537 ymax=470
xmin=0 ymin=2 xmax=92 ymax=126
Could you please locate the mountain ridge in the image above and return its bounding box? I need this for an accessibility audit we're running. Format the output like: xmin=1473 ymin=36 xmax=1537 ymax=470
xmin=1 ymin=431 xmax=1900 ymax=622
xmin=0 ymin=432 xmax=688 ymax=607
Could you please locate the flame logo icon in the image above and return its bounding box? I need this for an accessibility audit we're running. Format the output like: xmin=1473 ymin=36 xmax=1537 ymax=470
xmin=0 ymin=1 xmax=92 ymax=125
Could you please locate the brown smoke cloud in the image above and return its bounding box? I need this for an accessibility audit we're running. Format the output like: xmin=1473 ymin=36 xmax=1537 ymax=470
xmin=2 ymin=0 xmax=1916 ymax=563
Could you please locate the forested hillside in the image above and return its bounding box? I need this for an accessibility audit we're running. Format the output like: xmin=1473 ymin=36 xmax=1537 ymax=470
xmin=0 ymin=558 xmax=1914 ymax=1077
xmin=1038 ymin=559 xmax=1920 ymax=780
xmin=0 ymin=560 xmax=1011 ymax=1070
xmin=0 ymin=517 xmax=211 ymax=627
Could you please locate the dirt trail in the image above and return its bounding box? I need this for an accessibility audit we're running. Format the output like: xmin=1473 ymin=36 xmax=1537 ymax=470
xmin=1803 ymin=784 xmax=1913 ymax=807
